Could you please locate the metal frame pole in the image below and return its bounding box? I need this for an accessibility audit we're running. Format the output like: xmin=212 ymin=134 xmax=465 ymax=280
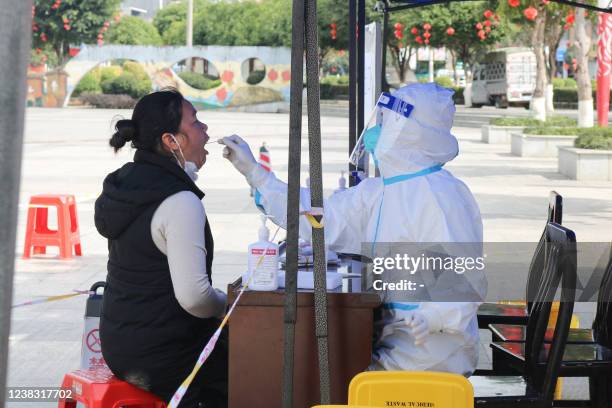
xmin=381 ymin=5 xmax=390 ymax=93
xmin=0 ymin=0 xmax=32 ymax=404
xmin=304 ymin=0 xmax=331 ymax=403
xmin=281 ymin=0 xmax=305 ymax=406
xmin=348 ymin=0 xmax=358 ymax=186
xmin=358 ymin=0 xmax=366 ymax=139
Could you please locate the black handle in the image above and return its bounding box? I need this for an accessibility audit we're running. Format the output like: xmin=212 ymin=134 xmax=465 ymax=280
xmin=89 ymin=281 xmax=106 ymax=295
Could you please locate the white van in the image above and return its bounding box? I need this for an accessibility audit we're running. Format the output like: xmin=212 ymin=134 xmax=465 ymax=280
xmin=471 ymin=47 xmax=536 ymax=108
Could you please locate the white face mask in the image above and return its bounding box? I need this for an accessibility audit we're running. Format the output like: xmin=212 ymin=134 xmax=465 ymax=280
xmin=170 ymin=134 xmax=199 ymax=181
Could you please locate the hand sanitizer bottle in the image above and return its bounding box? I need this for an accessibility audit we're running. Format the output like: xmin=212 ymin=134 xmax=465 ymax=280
xmin=333 ymin=171 xmax=347 ymax=195
xmin=247 ymin=215 xmax=279 ymax=291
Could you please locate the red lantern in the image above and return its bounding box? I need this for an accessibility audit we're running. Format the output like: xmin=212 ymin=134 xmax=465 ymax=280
xmin=542 ymin=0 xmax=550 ymax=4
xmin=331 ymin=29 xmax=337 ymax=40
xmin=446 ymin=27 xmax=455 ymax=36
xmin=423 ymin=31 xmax=431 ymax=39
xmin=281 ymin=70 xmax=291 ymax=81
xmin=475 ymin=22 xmax=483 ymax=30
xmin=485 ymin=26 xmax=491 ymax=33
xmin=478 ymin=30 xmax=486 ymax=40
xmin=63 ymin=24 xmax=70 ymax=30
xmin=484 ymin=20 xmax=491 ymax=27
xmin=565 ymin=14 xmax=575 ymax=24
xmin=41 ymin=33 xmax=47 ymax=42
xmin=523 ymin=6 xmax=538 ymax=21
xmin=483 ymin=10 xmax=493 ymax=18
xmin=97 ymin=39 xmax=104 ymax=46
xmin=68 ymin=47 xmax=80 ymax=57
xmin=508 ymin=0 xmax=520 ymax=8
xmin=423 ymin=23 xmax=431 ymax=31
xmin=410 ymin=27 xmax=418 ymax=35
xmin=394 ymin=22 xmax=404 ymax=40
xmin=415 ymin=36 xmax=423 ymax=44
xmin=104 ymin=21 xmax=110 ymax=28
xmin=563 ymin=23 xmax=570 ymax=30
xmin=32 ymin=24 xmax=38 ymax=32
xmin=62 ymin=17 xmax=69 ymax=24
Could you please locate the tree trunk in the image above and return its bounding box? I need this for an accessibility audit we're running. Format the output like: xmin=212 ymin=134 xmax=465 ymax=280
xmin=545 ymin=22 xmax=564 ymax=113
xmin=531 ymin=5 xmax=547 ymax=121
xmin=450 ymin=50 xmax=458 ymax=85
xmin=575 ymin=7 xmax=594 ymax=127
xmin=389 ymin=46 xmax=405 ymax=83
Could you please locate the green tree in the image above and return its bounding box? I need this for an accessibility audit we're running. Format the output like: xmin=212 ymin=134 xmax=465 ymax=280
xmin=383 ymin=2 xmax=508 ymax=83
xmin=106 ymin=16 xmax=163 ymax=46
xmin=497 ymin=0 xmax=581 ymax=120
xmin=32 ymin=0 xmax=121 ymax=66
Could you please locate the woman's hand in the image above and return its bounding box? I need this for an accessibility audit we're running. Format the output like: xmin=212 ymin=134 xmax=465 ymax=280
xmin=219 ymin=134 xmax=258 ymax=177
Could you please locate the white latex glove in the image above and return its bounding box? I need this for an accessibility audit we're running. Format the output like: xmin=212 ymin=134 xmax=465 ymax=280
xmin=219 ymin=134 xmax=257 ymax=177
xmin=405 ymin=309 xmax=443 ymax=345
xmin=406 ymin=311 xmax=430 ymax=345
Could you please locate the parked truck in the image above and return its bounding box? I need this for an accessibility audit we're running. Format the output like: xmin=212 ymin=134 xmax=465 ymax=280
xmin=470 ymin=47 xmax=536 ymax=109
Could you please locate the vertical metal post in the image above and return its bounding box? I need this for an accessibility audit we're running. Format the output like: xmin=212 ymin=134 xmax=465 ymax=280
xmin=186 ymin=0 xmax=193 ymax=47
xmin=381 ymin=7 xmax=390 ymax=93
xmin=348 ymin=0 xmax=357 ymax=186
xmin=186 ymin=0 xmax=194 ymax=69
xmin=281 ymin=0 xmax=305 ymax=406
xmin=357 ymin=0 xmax=366 ymax=137
xmin=304 ymin=0 xmax=331 ymax=403
xmin=0 ymin=0 xmax=32 ymax=404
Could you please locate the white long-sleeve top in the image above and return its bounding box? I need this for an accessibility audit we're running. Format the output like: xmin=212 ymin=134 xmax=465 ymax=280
xmin=150 ymin=190 xmax=227 ymax=319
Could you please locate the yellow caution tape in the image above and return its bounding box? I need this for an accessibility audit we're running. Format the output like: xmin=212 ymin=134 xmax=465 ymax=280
xmin=12 ymin=290 xmax=92 ymax=309
xmin=305 ymin=213 xmax=324 ymax=229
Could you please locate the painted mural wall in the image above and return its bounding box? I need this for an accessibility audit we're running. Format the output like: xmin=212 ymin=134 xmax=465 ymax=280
xmin=51 ymin=45 xmax=291 ymax=108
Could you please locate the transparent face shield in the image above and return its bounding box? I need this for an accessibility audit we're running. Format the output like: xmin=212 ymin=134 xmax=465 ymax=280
xmin=349 ymin=92 xmax=414 ymax=166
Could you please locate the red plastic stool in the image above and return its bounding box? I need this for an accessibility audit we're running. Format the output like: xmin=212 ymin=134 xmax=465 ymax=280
xmin=58 ymin=368 xmax=166 ymax=408
xmin=23 ymin=194 xmax=82 ymax=259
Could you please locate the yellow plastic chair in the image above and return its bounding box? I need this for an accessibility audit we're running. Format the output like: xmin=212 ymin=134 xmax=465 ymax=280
xmin=348 ymin=371 xmax=474 ymax=408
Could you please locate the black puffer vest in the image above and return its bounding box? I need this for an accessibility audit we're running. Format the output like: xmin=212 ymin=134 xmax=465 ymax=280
xmin=94 ymin=149 xmax=217 ymax=384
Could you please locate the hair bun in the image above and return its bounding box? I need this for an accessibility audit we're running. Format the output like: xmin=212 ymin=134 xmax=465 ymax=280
xmin=109 ymin=119 xmax=137 ymax=152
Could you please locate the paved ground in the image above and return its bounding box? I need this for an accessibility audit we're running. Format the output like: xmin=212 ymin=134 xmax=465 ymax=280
xmin=6 ymin=105 xmax=612 ymax=406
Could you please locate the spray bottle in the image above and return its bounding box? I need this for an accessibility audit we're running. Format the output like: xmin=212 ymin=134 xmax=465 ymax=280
xmin=247 ymin=215 xmax=280 ymax=291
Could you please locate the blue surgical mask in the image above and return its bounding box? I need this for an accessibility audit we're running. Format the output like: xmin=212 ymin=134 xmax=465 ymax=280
xmin=363 ymin=124 xmax=382 ymax=153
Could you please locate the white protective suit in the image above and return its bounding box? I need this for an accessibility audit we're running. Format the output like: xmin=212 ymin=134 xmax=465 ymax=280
xmin=222 ymin=83 xmax=485 ymax=376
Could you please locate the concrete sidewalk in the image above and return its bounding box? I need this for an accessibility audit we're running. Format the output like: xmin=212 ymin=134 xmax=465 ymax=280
xmin=6 ymin=107 xmax=612 ymax=406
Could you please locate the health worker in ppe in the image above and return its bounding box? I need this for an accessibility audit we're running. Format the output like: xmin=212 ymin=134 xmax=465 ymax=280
xmin=220 ymin=82 xmax=485 ymax=376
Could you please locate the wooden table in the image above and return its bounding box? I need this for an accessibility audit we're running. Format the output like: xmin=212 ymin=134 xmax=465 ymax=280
xmin=227 ymin=263 xmax=381 ymax=408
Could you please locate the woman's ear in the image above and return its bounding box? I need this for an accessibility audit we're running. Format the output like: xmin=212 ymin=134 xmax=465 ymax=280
xmin=160 ymin=132 xmax=178 ymax=152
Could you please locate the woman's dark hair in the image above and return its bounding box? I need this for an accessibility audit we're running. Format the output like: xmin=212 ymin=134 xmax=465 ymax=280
xmin=109 ymin=88 xmax=184 ymax=152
